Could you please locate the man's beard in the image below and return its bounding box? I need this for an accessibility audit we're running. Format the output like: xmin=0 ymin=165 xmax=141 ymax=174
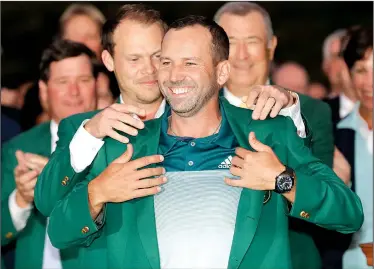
xmin=163 ymin=80 xmax=218 ymax=118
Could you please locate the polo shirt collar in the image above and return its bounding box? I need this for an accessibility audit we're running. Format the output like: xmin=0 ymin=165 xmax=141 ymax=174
xmin=159 ymin=99 xmax=237 ymax=154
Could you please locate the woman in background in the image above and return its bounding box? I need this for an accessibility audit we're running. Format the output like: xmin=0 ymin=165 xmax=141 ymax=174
xmin=335 ymin=26 xmax=373 ymax=269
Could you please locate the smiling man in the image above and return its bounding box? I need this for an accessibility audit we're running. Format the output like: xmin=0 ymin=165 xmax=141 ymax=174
xmin=36 ymin=4 xmax=308 ymax=223
xmin=45 ymin=15 xmax=362 ymax=269
xmin=1 ymin=39 xmax=98 ymax=269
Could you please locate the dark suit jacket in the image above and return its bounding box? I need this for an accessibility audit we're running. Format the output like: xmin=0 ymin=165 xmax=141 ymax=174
xmin=1 ymin=114 xmax=21 ymax=143
xmin=323 ymin=96 xmax=341 ymax=135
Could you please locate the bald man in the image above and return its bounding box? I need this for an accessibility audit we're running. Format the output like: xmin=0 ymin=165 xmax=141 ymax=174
xmin=308 ymin=83 xmax=328 ymax=100
xmin=273 ymin=62 xmax=310 ymax=95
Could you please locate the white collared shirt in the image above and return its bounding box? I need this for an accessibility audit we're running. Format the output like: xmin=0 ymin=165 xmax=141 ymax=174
xmin=9 ymin=120 xmax=62 ymax=269
xmin=222 ymin=85 xmax=306 ymax=138
xmin=69 ymin=95 xmax=166 ymax=172
xmin=339 ymin=93 xmax=355 ymax=119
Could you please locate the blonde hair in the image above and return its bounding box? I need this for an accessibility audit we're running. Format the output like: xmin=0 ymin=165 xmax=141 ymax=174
xmin=59 ymin=3 xmax=106 ymax=33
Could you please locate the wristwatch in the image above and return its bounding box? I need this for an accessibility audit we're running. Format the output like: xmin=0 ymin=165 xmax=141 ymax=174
xmin=274 ymin=166 xmax=295 ymax=194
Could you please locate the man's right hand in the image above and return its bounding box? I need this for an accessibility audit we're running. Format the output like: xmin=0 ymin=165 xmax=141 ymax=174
xmin=84 ymin=103 xmax=147 ymax=143
xmin=88 ymin=144 xmax=166 ymax=219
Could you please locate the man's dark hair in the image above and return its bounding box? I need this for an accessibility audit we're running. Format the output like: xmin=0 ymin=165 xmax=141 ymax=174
xmin=102 ymin=4 xmax=167 ymax=55
xmin=39 ymin=39 xmax=99 ymax=82
xmin=343 ymin=26 xmax=373 ymax=70
xmin=168 ymin=15 xmax=229 ymax=64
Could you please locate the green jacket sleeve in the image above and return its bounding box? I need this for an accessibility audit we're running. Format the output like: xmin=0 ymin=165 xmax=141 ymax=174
xmin=1 ymin=145 xmax=19 ymax=245
xmin=1 ymin=198 xmax=19 ymax=245
xmin=35 ymin=117 xmax=93 ymax=217
xmin=47 ymin=144 xmax=111 ymax=249
xmin=280 ymin=118 xmax=363 ymax=233
xmin=309 ymin=102 xmax=334 ymax=167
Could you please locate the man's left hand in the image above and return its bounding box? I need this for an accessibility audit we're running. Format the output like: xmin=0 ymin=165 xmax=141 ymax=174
xmin=20 ymin=151 xmax=49 ymax=174
xmin=243 ymin=85 xmax=296 ymax=120
xmin=225 ymin=132 xmax=285 ymax=190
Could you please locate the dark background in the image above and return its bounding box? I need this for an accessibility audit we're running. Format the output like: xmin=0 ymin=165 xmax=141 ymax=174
xmin=1 ymin=1 xmax=373 ymax=84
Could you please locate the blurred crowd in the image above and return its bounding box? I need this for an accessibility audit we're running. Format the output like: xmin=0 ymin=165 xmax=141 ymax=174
xmin=1 ymin=2 xmax=372 ymax=269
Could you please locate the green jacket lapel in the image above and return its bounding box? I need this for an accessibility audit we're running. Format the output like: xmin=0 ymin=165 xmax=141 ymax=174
xmin=221 ymin=99 xmax=266 ymax=269
xmin=134 ymin=118 xmax=163 ymax=269
xmin=39 ymin=121 xmax=52 ymax=157
xmin=105 ymin=117 xmax=162 ymax=269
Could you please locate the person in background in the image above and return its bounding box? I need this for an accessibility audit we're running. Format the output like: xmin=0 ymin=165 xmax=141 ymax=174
xmin=1 ymin=114 xmax=21 ymax=143
xmin=1 ymin=73 xmax=34 ymax=124
xmin=322 ymin=29 xmax=357 ymax=132
xmin=272 ymin=62 xmax=310 ymax=95
xmin=1 ymin=39 xmax=99 ymax=269
xmin=336 ymin=26 xmax=372 ymax=269
xmin=308 ymin=82 xmax=328 ymax=100
xmin=59 ymin=3 xmax=116 ymax=109
xmin=213 ymin=2 xmax=335 ymax=269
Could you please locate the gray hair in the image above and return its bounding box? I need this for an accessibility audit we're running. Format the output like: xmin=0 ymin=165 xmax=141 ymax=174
xmin=59 ymin=3 xmax=106 ymax=31
xmin=322 ymin=29 xmax=347 ymax=60
xmin=214 ymin=2 xmax=274 ymax=47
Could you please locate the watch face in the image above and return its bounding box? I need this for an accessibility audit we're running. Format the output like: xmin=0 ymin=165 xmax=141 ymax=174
xmin=277 ymin=175 xmax=293 ymax=191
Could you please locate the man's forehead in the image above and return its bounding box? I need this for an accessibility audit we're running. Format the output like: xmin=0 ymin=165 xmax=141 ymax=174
xmin=49 ymin=55 xmax=91 ymax=73
xmin=163 ymin=26 xmax=211 ymax=46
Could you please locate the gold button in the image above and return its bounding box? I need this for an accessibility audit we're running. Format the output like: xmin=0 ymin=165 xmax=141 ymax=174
xmin=300 ymin=211 xmax=310 ymax=219
xmin=81 ymin=226 xmax=89 ymax=234
xmin=61 ymin=176 xmax=69 ymax=186
xmin=5 ymin=232 xmax=13 ymax=239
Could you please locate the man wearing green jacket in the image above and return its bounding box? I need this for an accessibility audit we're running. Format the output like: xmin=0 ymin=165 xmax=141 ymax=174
xmin=1 ymin=39 xmax=99 ymax=269
xmin=213 ymin=2 xmax=335 ymax=268
xmin=46 ymin=16 xmax=362 ymax=269
xmin=35 ymin=4 xmax=309 ymax=221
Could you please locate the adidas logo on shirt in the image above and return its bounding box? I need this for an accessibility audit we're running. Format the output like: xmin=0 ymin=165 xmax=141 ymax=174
xmin=218 ymin=155 xmax=232 ymax=169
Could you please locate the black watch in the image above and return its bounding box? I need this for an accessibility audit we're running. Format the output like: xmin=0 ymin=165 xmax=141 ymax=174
xmin=274 ymin=166 xmax=295 ymax=194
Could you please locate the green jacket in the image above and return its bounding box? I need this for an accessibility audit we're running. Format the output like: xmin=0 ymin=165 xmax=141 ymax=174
xmin=290 ymin=93 xmax=335 ymax=268
xmin=1 ymin=122 xmax=80 ymax=269
xmin=298 ymin=93 xmax=334 ymax=167
xmin=46 ymin=98 xmax=362 ymax=269
xmin=35 ymin=93 xmax=335 ymax=217
xmin=35 ymin=94 xmax=334 ymax=269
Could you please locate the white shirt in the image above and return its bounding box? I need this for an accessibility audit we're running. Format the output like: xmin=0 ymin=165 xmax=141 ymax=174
xmin=9 ymin=120 xmax=62 ymax=269
xmin=223 ymin=87 xmax=306 ymax=138
xmin=339 ymin=93 xmax=355 ymax=119
xmin=69 ymin=96 xmax=166 ymax=172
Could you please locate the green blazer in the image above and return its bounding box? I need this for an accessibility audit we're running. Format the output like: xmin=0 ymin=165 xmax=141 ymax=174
xmin=35 ymin=95 xmax=315 ymax=217
xmin=298 ymin=93 xmax=334 ymax=167
xmin=35 ymin=93 xmax=333 ymax=269
xmin=47 ymin=98 xmax=362 ymax=269
xmin=1 ymin=122 xmax=80 ymax=269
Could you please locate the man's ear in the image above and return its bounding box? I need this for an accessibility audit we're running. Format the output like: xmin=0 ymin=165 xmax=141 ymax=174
xmin=216 ymin=60 xmax=231 ymax=86
xmin=102 ymin=50 xmax=114 ymax=72
xmin=38 ymin=80 xmax=49 ymax=111
xmin=268 ymin=35 xmax=278 ymax=61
